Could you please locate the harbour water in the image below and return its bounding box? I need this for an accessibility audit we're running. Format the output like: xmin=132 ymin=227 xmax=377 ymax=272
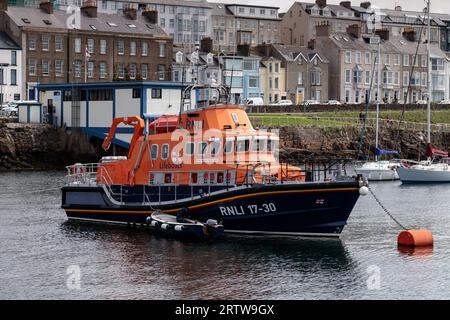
xmin=0 ymin=170 xmax=449 ymax=299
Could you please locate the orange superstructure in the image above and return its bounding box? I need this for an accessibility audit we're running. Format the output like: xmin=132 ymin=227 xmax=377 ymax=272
xmin=98 ymin=104 xmax=304 ymax=187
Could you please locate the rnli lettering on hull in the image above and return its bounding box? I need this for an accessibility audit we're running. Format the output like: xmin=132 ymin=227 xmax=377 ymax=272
xmin=220 ymin=206 xmax=246 ymax=216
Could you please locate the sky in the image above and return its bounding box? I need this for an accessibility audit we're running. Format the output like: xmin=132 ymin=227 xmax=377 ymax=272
xmin=209 ymin=0 xmax=450 ymax=14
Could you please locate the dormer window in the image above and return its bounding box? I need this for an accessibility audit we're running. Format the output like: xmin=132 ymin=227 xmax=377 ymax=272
xmin=107 ymin=22 xmax=118 ymax=27
xmin=206 ymin=53 xmax=214 ymax=64
xmin=176 ymin=51 xmax=183 ymax=64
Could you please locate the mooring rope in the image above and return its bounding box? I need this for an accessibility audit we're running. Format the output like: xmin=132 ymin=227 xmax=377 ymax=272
xmin=368 ymin=186 xmax=408 ymax=230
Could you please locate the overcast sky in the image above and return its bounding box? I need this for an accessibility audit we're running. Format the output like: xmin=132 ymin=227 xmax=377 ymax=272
xmin=209 ymin=0 xmax=450 ymax=14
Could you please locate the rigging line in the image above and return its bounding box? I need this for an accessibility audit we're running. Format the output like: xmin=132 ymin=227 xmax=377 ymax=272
xmin=368 ymin=186 xmax=408 ymax=230
xmin=356 ymin=48 xmax=378 ymax=161
xmin=393 ymin=23 xmax=426 ymax=152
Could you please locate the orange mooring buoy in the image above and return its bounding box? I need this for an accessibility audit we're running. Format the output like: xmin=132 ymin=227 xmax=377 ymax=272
xmin=397 ymin=229 xmax=434 ymax=247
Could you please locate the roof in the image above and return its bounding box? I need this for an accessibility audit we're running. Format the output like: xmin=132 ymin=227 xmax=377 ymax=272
xmin=5 ymin=7 xmax=169 ymax=38
xmin=298 ymin=1 xmax=357 ymax=18
xmin=272 ymin=44 xmax=329 ymax=63
xmin=0 ymin=32 xmax=21 ymax=50
xmin=126 ymin=0 xmax=213 ymax=9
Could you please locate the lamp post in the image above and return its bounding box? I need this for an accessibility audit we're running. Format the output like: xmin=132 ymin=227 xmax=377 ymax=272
xmin=0 ymin=63 xmax=10 ymax=105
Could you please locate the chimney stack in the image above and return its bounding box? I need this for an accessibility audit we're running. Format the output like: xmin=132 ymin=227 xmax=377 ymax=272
xmin=375 ymin=29 xmax=389 ymax=41
xmin=237 ymin=44 xmax=250 ymax=57
xmin=315 ymin=21 xmax=331 ymax=37
xmin=256 ymin=44 xmax=272 ymax=57
xmin=346 ymin=24 xmax=361 ymax=38
xmin=360 ymin=2 xmax=371 ymax=9
xmin=340 ymin=1 xmax=352 ymax=9
xmin=39 ymin=1 xmax=53 ymax=14
xmin=0 ymin=0 xmax=8 ymax=11
xmin=142 ymin=9 xmax=158 ymax=24
xmin=315 ymin=0 xmax=327 ymax=8
xmin=307 ymin=39 xmax=316 ymax=50
xmin=402 ymin=28 xmax=416 ymax=42
xmin=200 ymin=37 xmax=213 ymax=53
xmin=395 ymin=5 xmax=402 ymax=11
xmin=81 ymin=0 xmax=98 ymax=18
xmin=123 ymin=3 xmax=137 ymax=20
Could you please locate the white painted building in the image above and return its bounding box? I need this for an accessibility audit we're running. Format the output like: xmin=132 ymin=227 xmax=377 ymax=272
xmin=0 ymin=32 xmax=22 ymax=104
xmin=37 ymin=81 xmax=196 ymax=147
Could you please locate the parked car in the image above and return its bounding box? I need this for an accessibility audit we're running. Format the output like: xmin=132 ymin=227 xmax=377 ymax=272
xmin=244 ymin=97 xmax=264 ymax=106
xmin=326 ymin=100 xmax=341 ymax=105
xmin=438 ymin=100 xmax=450 ymax=105
xmin=416 ymin=100 xmax=427 ymax=105
xmin=302 ymin=100 xmax=320 ymax=106
xmin=1 ymin=102 xmax=18 ymax=116
xmin=270 ymin=99 xmax=293 ymax=106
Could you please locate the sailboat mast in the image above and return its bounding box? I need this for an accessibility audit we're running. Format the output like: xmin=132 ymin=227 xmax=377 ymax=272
xmin=426 ymin=0 xmax=431 ymax=145
xmin=375 ymin=38 xmax=381 ymax=161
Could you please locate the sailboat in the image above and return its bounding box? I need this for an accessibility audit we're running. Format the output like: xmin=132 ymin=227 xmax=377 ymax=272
xmin=397 ymin=0 xmax=450 ymax=183
xmin=355 ymin=35 xmax=400 ymax=181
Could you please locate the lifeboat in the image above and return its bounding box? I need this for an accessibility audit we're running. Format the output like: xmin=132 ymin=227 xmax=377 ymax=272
xmin=61 ymin=84 xmax=367 ymax=237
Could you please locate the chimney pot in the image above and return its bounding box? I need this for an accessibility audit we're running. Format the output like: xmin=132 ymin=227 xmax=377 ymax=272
xmin=360 ymin=2 xmax=371 ymax=9
xmin=395 ymin=5 xmax=402 ymax=11
xmin=81 ymin=0 xmax=98 ymax=18
xmin=123 ymin=4 xmax=137 ymax=20
xmin=315 ymin=21 xmax=331 ymax=37
xmin=340 ymin=1 xmax=352 ymax=9
xmin=346 ymin=24 xmax=361 ymax=38
xmin=0 ymin=0 xmax=8 ymax=11
xmin=39 ymin=1 xmax=53 ymax=14
xmin=375 ymin=29 xmax=389 ymax=41
xmin=315 ymin=0 xmax=327 ymax=8
xmin=142 ymin=9 xmax=158 ymax=24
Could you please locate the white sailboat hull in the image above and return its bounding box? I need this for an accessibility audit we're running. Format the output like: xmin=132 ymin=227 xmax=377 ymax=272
xmin=398 ymin=164 xmax=450 ymax=183
xmin=355 ymin=161 xmax=400 ymax=181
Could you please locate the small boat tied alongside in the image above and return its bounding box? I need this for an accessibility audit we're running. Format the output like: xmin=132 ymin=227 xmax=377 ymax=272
xmin=61 ymin=84 xmax=370 ymax=239
xmin=147 ymin=210 xmax=224 ymax=239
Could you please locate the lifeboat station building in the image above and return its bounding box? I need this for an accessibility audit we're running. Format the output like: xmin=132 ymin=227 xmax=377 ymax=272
xmin=36 ymin=81 xmax=196 ymax=147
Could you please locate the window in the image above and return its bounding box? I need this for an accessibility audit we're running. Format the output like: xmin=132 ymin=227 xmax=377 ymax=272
xmin=394 ymin=54 xmax=400 ymax=66
xmin=158 ymin=65 xmax=165 ymax=80
xmin=87 ymin=61 xmax=94 ymax=78
xmin=101 ymin=0 xmax=107 ymax=9
xmin=42 ymin=35 xmax=50 ymax=51
xmin=142 ymin=42 xmax=148 ymax=56
xmin=161 ymin=144 xmax=169 ymax=160
xmin=55 ymin=36 xmax=63 ymax=52
xmin=364 ymin=52 xmax=371 ymax=65
xmin=55 ymin=60 xmax=64 ymax=77
xmin=117 ymin=41 xmax=124 ymax=55
xmin=150 ymin=144 xmax=158 ymax=160
xmin=345 ymin=69 xmax=351 ymax=83
xmin=159 ymin=42 xmax=166 ymax=57
xmin=345 ymin=51 xmax=352 ymax=64
xmin=403 ymin=71 xmax=409 ymax=86
xmin=117 ymin=63 xmax=125 ymax=79
xmin=100 ymin=39 xmax=107 ymax=54
xmin=87 ymin=38 xmax=94 ymax=54
xmin=236 ymin=139 xmax=250 ymax=152
xmin=355 ymin=51 xmax=361 ymax=64
xmin=311 ymin=70 xmax=321 ymax=85
xmin=298 ymin=72 xmax=303 ymax=85
xmin=74 ymin=38 xmax=81 ymax=53
xmin=275 ymin=63 xmax=279 ymax=73
xmin=160 ymin=18 xmax=165 ymax=27
xmin=130 ymin=41 xmax=136 ymax=56
xmin=394 ymin=72 xmax=400 ymax=86
xmin=28 ymin=35 xmax=36 ymax=51
xmin=151 ymin=88 xmax=162 ymax=99
xmin=353 ymin=69 xmax=362 ymax=84
xmin=403 ymin=54 xmax=409 ymax=67
xmin=129 ymin=63 xmax=137 ymax=79
xmin=260 ymin=9 xmax=266 ymax=15
xmin=224 ymin=140 xmax=234 ymax=154
xmin=249 ymin=76 xmax=258 ymax=88
xmin=42 ymin=60 xmax=50 ymax=76
xmin=141 ymin=64 xmax=148 ymax=80
xmin=29 ymin=59 xmax=37 ymax=76
xmin=89 ymin=89 xmax=113 ymax=101
xmin=421 ymin=72 xmax=427 ymax=86
xmin=10 ymin=70 xmax=17 ymax=85
xmin=243 ymin=60 xmax=256 ymax=71
xmin=385 ymin=54 xmax=390 ymax=65
xmin=365 ymin=71 xmax=371 ymax=84
xmin=185 ymin=143 xmax=194 ymax=155
xmin=132 ymin=88 xmax=140 ymax=99
xmin=11 ymin=51 xmax=17 ymax=66
xmin=99 ymin=62 xmax=107 ymax=79
xmin=198 ymin=142 xmax=207 ymax=155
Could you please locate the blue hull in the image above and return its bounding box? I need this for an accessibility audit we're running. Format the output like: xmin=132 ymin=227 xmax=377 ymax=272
xmin=62 ymin=181 xmax=361 ymax=237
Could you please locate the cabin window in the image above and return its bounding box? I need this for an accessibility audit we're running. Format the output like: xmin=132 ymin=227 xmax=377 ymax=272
xmin=231 ymin=112 xmax=239 ymax=125
xmin=149 ymin=173 xmax=154 ymax=185
xmin=226 ymin=171 xmax=233 ymax=184
xmin=151 ymin=144 xmax=158 ymax=160
xmin=164 ymin=173 xmax=172 ymax=184
xmin=132 ymin=88 xmax=141 ymax=99
xmin=211 ymin=140 xmax=221 ymax=156
xmin=185 ymin=142 xmax=194 ymax=155
xmin=209 ymin=173 xmax=215 ymax=184
xmin=191 ymin=172 xmax=198 ymax=184
xmin=268 ymin=138 xmax=279 ymax=154
xmin=252 ymin=138 xmax=267 ymax=152
xmin=203 ymin=172 xmax=209 ymax=184
xmin=198 ymin=142 xmax=208 ymax=155
xmin=217 ymin=172 xmax=224 ymax=184
xmin=151 ymin=89 xmax=162 ymax=99
xmin=224 ymin=140 xmax=234 ymax=154
xmin=236 ymin=139 xmax=250 ymax=152
xmin=161 ymin=144 xmax=169 ymax=160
